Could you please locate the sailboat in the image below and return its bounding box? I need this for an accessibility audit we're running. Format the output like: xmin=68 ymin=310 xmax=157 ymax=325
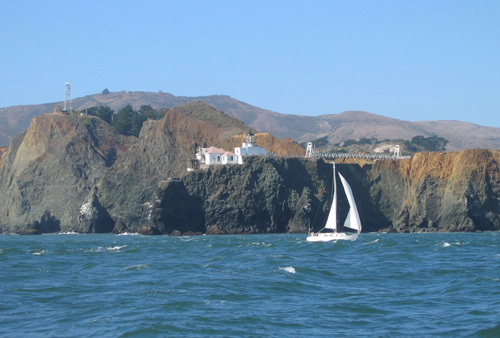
xmin=307 ymin=162 xmax=362 ymax=242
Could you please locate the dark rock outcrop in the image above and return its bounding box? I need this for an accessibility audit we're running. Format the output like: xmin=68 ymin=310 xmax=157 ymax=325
xmin=77 ymin=189 xmax=114 ymax=233
xmin=149 ymin=179 xmax=205 ymax=235
xmin=149 ymin=152 xmax=500 ymax=234
xmin=156 ymin=157 xmax=331 ymax=235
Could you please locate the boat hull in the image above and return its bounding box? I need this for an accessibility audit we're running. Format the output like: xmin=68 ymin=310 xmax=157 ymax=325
xmin=306 ymin=232 xmax=359 ymax=242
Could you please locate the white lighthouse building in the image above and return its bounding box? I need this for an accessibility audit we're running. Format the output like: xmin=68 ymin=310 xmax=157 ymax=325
xmin=190 ymin=132 xmax=267 ymax=171
xmin=196 ymin=146 xmax=239 ymax=165
xmin=234 ymin=132 xmax=266 ymax=164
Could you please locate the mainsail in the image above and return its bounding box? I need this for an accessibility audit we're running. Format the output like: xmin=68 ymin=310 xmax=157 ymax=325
xmin=324 ymin=163 xmax=338 ymax=231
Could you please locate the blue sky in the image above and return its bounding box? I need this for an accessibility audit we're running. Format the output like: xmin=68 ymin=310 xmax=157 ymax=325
xmin=1 ymin=1 xmax=499 ymax=127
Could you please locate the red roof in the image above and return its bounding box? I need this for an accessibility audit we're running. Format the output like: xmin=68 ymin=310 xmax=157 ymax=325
xmin=203 ymin=146 xmax=225 ymax=154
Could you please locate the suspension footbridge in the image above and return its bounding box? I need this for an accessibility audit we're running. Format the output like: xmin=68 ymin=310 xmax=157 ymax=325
xmin=304 ymin=142 xmax=411 ymax=160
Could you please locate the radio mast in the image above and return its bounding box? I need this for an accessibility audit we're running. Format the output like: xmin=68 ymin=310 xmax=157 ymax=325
xmin=63 ymin=82 xmax=72 ymax=112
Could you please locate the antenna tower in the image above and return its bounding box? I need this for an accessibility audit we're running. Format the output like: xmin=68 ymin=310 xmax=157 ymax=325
xmin=63 ymin=82 xmax=72 ymax=112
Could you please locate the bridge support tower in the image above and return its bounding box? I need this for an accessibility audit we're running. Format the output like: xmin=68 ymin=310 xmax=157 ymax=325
xmin=305 ymin=142 xmax=315 ymax=158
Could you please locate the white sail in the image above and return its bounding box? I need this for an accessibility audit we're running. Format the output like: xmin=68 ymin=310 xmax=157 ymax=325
xmin=343 ymin=210 xmax=351 ymax=229
xmin=324 ymin=163 xmax=337 ymax=231
xmin=306 ymin=162 xmax=361 ymax=242
xmin=338 ymin=172 xmax=362 ymax=232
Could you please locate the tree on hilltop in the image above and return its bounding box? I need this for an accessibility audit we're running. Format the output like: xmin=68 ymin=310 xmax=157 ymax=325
xmin=96 ymin=106 xmax=114 ymax=124
xmin=112 ymin=104 xmax=147 ymax=137
xmin=84 ymin=106 xmax=114 ymax=124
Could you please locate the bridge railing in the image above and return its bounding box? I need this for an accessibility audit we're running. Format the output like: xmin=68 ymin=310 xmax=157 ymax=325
xmin=308 ymin=152 xmax=411 ymax=160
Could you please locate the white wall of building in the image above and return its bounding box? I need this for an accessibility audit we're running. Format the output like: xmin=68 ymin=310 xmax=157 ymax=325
xmin=194 ymin=134 xmax=267 ymax=167
xmin=222 ymin=152 xmax=239 ymax=164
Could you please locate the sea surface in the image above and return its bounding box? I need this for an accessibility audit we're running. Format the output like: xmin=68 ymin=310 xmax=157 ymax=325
xmin=1 ymin=232 xmax=499 ymax=337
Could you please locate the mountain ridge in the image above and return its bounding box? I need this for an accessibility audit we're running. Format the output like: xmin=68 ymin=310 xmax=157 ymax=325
xmin=1 ymin=90 xmax=499 ymax=151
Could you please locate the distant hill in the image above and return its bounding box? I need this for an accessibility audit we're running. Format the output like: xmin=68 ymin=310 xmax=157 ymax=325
xmin=1 ymin=90 xmax=499 ymax=151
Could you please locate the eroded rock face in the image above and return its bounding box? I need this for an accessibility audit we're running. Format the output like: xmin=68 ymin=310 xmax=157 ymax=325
xmin=364 ymin=150 xmax=500 ymax=232
xmin=149 ymin=157 xmax=329 ymax=235
xmin=77 ymin=190 xmax=114 ymax=233
xmin=95 ymin=103 xmax=307 ymax=232
xmin=149 ymin=152 xmax=500 ymax=235
xmin=95 ymin=106 xmax=248 ymax=231
xmin=0 ymin=113 xmax=134 ymax=233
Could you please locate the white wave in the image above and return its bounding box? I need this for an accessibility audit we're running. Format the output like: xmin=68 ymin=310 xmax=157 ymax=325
xmin=33 ymin=250 xmax=47 ymax=256
xmin=279 ymin=266 xmax=296 ymax=274
xmin=180 ymin=237 xmax=196 ymax=241
xmin=364 ymin=239 xmax=380 ymax=245
xmin=251 ymin=242 xmax=272 ymax=247
xmin=120 ymin=264 xmax=149 ymax=271
xmin=442 ymin=242 xmax=452 ymax=247
xmin=91 ymin=245 xmax=127 ymax=252
xmin=107 ymin=245 xmax=127 ymax=251
xmin=58 ymin=231 xmax=79 ymax=235
xmin=117 ymin=232 xmax=140 ymax=236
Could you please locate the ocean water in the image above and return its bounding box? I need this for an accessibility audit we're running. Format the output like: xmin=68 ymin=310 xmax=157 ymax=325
xmin=1 ymin=232 xmax=499 ymax=338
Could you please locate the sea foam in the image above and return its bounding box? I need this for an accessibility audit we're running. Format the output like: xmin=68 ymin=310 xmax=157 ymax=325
xmin=279 ymin=266 xmax=296 ymax=274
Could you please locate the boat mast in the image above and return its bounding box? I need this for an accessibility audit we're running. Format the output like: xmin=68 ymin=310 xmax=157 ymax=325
xmin=332 ymin=162 xmax=338 ymax=232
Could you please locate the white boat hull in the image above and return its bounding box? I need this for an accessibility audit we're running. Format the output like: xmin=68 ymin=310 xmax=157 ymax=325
xmin=306 ymin=232 xmax=359 ymax=242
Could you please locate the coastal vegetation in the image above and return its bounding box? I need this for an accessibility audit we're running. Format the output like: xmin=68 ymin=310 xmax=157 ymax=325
xmin=83 ymin=104 xmax=168 ymax=137
xmin=405 ymin=135 xmax=448 ymax=152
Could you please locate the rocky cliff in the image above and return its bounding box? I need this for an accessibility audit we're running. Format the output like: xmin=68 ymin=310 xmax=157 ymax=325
xmin=147 ymin=152 xmax=500 ymax=235
xmin=95 ymin=102 xmax=303 ymax=232
xmin=364 ymin=150 xmax=500 ymax=232
xmin=149 ymin=157 xmax=330 ymax=235
xmin=0 ymin=102 xmax=499 ymax=235
xmin=0 ymin=113 xmax=135 ymax=234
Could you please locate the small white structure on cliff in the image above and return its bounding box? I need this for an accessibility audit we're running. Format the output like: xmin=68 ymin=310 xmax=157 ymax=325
xmin=196 ymin=146 xmax=239 ymax=165
xmin=191 ymin=132 xmax=267 ymax=170
xmin=234 ymin=132 xmax=266 ymax=164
